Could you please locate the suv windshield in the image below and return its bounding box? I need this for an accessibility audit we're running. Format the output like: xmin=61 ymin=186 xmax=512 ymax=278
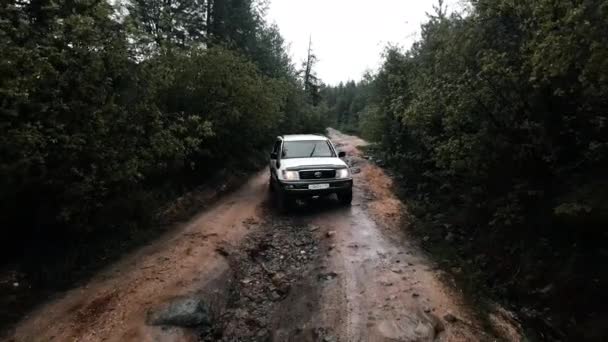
xmin=282 ymin=141 xmax=335 ymax=159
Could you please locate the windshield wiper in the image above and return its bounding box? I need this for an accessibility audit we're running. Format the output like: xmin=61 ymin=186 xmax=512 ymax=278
xmin=309 ymin=143 xmax=317 ymax=157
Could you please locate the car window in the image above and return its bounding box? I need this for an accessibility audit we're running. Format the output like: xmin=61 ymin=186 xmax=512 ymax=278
xmin=282 ymin=141 xmax=335 ymax=158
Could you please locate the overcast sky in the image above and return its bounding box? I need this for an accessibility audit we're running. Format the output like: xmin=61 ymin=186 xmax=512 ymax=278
xmin=267 ymin=0 xmax=462 ymax=85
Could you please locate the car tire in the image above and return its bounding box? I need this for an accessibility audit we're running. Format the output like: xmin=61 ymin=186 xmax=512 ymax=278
xmin=337 ymin=190 xmax=353 ymax=206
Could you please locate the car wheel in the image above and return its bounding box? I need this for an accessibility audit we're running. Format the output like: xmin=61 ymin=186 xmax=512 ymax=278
xmin=337 ymin=190 xmax=353 ymax=206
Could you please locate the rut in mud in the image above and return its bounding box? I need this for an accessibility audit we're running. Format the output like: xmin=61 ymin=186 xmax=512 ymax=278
xmin=4 ymin=130 xmax=522 ymax=342
xmin=204 ymin=130 xmax=522 ymax=342
xmin=202 ymin=213 xmax=323 ymax=341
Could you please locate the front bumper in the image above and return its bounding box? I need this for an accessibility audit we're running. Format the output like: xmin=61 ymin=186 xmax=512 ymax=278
xmin=278 ymin=178 xmax=353 ymax=197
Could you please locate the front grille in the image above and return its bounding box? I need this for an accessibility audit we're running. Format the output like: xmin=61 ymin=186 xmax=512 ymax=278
xmin=299 ymin=170 xmax=336 ymax=180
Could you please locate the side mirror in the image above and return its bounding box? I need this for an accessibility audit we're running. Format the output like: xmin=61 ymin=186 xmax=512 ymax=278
xmin=338 ymin=151 xmax=346 ymax=158
xmin=270 ymin=152 xmax=278 ymax=160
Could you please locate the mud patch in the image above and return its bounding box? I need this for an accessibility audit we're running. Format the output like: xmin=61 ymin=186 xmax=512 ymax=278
xmin=201 ymin=216 xmax=321 ymax=341
xmin=74 ymin=291 xmax=117 ymax=332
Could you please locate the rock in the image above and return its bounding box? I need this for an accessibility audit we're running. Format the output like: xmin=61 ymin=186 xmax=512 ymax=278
xmin=412 ymin=292 xmax=420 ymax=298
xmin=270 ymin=291 xmax=282 ymax=301
xmin=326 ymin=231 xmax=336 ymax=238
xmin=271 ymin=273 xmax=290 ymax=295
xmin=445 ymin=232 xmax=455 ymax=242
xmin=391 ymin=268 xmax=402 ymax=274
xmin=521 ymin=307 xmax=539 ymax=318
xmin=537 ymin=283 xmax=555 ymax=296
xmin=12 ymin=282 xmax=19 ymax=288
xmin=243 ymin=217 xmax=259 ymax=225
xmin=450 ymin=267 xmax=462 ymax=274
xmin=413 ymin=321 xmax=434 ymax=338
xmin=147 ymin=296 xmax=211 ymax=327
xmin=428 ymin=313 xmax=445 ymax=334
xmin=318 ymin=272 xmax=338 ymax=281
xmin=474 ymin=254 xmax=487 ymax=264
xmin=323 ymin=336 xmax=337 ymax=342
xmin=380 ymin=281 xmax=394 ymax=287
xmin=271 ymin=272 xmax=285 ymax=285
xmin=215 ymin=246 xmax=229 ymax=257
xmin=443 ymin=313 xmax=458 ymax=323
xmin=234 ymin=308 xmax=247 ymax=319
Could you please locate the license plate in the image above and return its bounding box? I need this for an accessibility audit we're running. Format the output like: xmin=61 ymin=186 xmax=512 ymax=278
xmin=309 ymin=183 xmax=330 ymax=190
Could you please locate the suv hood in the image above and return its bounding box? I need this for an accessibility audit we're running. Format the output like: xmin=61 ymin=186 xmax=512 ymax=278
xmin=280 ymin=157 xmax=348 ymax=171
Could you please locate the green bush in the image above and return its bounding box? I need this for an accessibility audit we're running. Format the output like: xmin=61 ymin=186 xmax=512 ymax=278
xmin=0 ymin=0 xmax=325 ymax=269
xmin=330 ymin=1 xmax=608 ymax=337
xmin=370 ymin=0 xmax=608 ymax=231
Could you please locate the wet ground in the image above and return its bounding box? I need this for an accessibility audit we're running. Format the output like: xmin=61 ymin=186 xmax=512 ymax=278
xmin=4 ymin=129 xmax=522 ymax=342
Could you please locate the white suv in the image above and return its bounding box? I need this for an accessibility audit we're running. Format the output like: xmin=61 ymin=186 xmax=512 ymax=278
xmin=269 ymin=134 xmax=353 ymax=211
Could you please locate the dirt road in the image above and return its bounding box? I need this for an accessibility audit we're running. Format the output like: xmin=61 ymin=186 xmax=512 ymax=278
xmin=5 ymin=130 xmax=522 ymax=342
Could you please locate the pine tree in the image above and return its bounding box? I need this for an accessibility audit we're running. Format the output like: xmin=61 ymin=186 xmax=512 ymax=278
xmin=300 ymin=37 xmax=321 ymax=106
xmin=127 ymin=0 xmax=208 ymax=52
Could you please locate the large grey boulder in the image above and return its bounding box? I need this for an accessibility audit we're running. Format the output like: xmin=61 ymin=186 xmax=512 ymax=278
xmin=147 ymin=296 xmax=211 ymax=327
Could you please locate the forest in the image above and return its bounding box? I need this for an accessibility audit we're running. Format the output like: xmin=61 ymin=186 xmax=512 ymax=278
xmin=0 ymin=0 xmax=326 ymax=325
xmin=2 ymin=0 xmax=608 ymax=338
xmin=326 ymin=0 xmax=608 ymax=338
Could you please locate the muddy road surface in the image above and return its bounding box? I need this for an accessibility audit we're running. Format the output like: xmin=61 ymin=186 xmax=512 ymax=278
xmin=5 ymin=129 xmax=522 ymax=342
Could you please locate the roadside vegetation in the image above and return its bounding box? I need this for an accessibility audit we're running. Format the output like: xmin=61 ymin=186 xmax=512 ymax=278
xmin=325 ymin=0 xmax=608 ymax=340
xmin=0 ymin=0 xmax=326 ymax=329
xmin=3 ymin=0 xmax=608 ymax=339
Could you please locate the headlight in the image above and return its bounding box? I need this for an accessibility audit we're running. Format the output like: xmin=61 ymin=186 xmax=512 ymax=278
xmin=282 ymin=170 xmax=299 ymax=180
xmin=336 ymin=168 xmax=351 ymax=179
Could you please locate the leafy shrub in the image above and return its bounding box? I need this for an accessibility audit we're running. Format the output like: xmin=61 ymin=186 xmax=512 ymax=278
xmin=328 ymin=0 xmax=608 ymax=338
xmin=0 ymin=0 xmax=325 ymax=273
